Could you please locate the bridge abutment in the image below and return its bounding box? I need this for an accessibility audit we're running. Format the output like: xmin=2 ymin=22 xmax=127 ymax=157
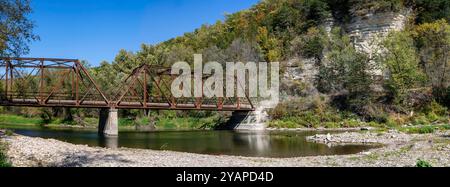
xmin=222 ymin=111 xmax=267 ymax=130
xmin=98 ymin=108 xmax=119 ymax=136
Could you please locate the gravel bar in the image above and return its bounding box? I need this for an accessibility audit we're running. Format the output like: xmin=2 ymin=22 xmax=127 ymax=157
xmin=1 ymin=130 xmax=449 ymax=167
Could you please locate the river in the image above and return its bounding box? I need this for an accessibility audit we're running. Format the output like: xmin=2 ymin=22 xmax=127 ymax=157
xmin=0 ymin=124 xmax=377 ymax=158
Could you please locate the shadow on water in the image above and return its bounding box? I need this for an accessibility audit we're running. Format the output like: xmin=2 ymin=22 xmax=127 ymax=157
xmin=1 ymin=124 xmax=379 ymax=158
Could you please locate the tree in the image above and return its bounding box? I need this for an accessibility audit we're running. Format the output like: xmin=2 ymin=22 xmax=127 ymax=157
xmin=224 ymin=38 xmax=261 ymax=63
xmin=295 ymin=0 xmax=330 ymax=29
xmin=256 ymin=26 xmax=282 ymax=62
xmin=136 ymin=44 xmax=168 ymax=66
xmin=318 ymin=28 xmax=373 ymax=106
xmin=202 ymin=45 xmax=226 ymax=65
xmin=91 ymin=61 xmax=123 ymax=96
xmin=379 ymin=31 xmax=425 ymax=105
xmin=413 ymin=19 xmax=450 ymax=105
xmin=414 ymin=19 xmax=450 ymax=89
xmin=112 ymin=49 xmax=137 ymax=74
xmin=290 ymin=26 xmax=327 ymax=61
xmin=350 ymin=0 xmax=405 ymax=15
xmin=164 ymin=43 xmax=194 ymax=66
xmin=0 ymin=0 xmax=38 ymax=56
xmin=411 ymin=0 xmax=450 ymax=24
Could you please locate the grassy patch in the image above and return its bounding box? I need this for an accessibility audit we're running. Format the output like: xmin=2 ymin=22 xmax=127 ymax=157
xmin=1 ymin=113 xmax=225 ymax=131
xmin=0 ymin=142 xmax=12 ymax=167
xmin=118 ymin=118 xmax=134 ymax=126
xmin=397 ymin=124 xmax=450 ymax=134
xmin=156 ymin=115 xmax=223 ymax=130
xmin=416 ymin=159 xmax=432 ymax=167
xmin=0 ymin=114 xmax=42 ymax=125
xmin=0 ymin=114 xmax=98 ymax=127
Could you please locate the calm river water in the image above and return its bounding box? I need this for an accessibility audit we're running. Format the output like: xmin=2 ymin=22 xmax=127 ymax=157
xmin=0 ymin=124 xmax=377 ymax=158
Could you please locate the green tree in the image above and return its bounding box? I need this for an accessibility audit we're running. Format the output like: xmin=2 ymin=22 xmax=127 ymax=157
xmin=290 ymin=27 xmax=327 ymax=61
xmin=164 ymin=43 xmax=194 ymax=65
xmin=411 ymin=0 xmax=450 ymax=24
xmin=295 ymin=0 xmax=330 ymax=28
xmin=0 ymin=0 xmax=38 ymax=56
xmin=414 ymin=19 xmax=450 ymax=105
xmin=224 ymin=38 xmax=261 ymax=62
xmin=414 ymin=19 xmax=450 ymax=89
xmin=318 ymin=28 xmax=373 ymax=106
xmin=91 ymin=61 xmax=123 ymax=96
xmin=136 ymin=44 xmax=168 ymax=66
xmin=256 ymin=26 xmax=282 ymax=62
xmin=379 ymin=31 xmax=425 ymax=104
xmin=351 ymin=0 xmax=405 ymax=15
xmin=112 ymin=49 xmax=137 ymax=74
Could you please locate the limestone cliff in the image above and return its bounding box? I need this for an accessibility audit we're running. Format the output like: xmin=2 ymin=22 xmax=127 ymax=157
xmin=242 ymin=8 xmax=412 ymax=130
xmin=281 ymin=8 xmax=411 ymax=99
xmin=347 ymin=9 xmax=412 ymax=57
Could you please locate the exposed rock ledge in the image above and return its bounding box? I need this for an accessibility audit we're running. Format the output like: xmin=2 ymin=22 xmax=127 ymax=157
xmin=1 ymin=130 xmax=449 ymax=167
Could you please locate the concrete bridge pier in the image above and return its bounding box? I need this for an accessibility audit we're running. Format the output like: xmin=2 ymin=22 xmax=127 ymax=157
xmin=99 ymin=108 xmax=119 ymax=136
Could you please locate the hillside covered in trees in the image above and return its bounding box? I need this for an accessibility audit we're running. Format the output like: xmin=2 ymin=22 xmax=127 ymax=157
xmin=2 ymin=0 xmax=449 ymax=130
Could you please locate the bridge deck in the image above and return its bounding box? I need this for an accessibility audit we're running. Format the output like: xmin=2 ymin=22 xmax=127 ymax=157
xmin=0 ymin=99 xmax=253 ymax=111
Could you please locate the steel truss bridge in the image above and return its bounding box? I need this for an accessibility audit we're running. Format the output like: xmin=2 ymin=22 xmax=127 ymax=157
xmin=0 ymin=57 xmax=254 ymax=111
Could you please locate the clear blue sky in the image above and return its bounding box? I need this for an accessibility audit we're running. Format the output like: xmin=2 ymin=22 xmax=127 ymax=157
xmin=28 ymin=0 xmax=259 ymax=66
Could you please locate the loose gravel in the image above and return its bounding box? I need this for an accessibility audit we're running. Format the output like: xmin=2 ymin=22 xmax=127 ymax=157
xmin=1 ymin=130 xmax=449 ymax=167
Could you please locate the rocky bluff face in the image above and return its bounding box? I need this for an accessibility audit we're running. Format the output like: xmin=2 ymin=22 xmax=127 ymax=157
xmin=281 ymin=8 xmax=411 ymax=99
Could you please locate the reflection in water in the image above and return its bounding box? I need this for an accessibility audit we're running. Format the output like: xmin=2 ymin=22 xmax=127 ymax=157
xmin=233 ymin=131 xmax=271 ymax=156
xmin=99 ymin=136 xmax=119 ymax=149
xmin=0 ymin=124 xmax=378 ymax=158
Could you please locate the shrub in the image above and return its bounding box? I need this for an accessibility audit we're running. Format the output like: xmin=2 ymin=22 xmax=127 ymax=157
xmin=0 ymin=143 xmax=12 ymax=167
xmin=343 ymin=119 xmax=363 ymax=127
xmin=268 ymin=103 xmax=289 ymax=120
xmin=386 ymin=116 xmax=401 ymax=127
xmin=4 ymin=130 xmax=13 ymax=136
xmin=422 ymin=101 xmax=449 ymax=116
xmin=412 ymin=115 xmax=430 ymax=125
xmin=433 ymin=87 xmax=450 ymax=108
xmin=404 ymin=126 xmax=436 ymax=134
xmin=268 ymin=120 xmax=299 ymax=129
xmin=416 ymin=159 xmax=432 ymax=167
xmin=323 ymin=122 xmax=340 ymax=128
xmin=418 ymin=126 xmax=435 ymax=134
xmin=290 ymin=27 xmax=327 ymax=60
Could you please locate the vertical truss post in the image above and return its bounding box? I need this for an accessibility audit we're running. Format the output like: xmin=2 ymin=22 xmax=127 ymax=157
xmin=237 ymin=97 xmax=241 ymax=110
xmin=75 ymin=64 xmax=80 ymax=106
xmin=218 ymin=97 xmax=223 ymax=110
xmin=143 ymin=69 xmax=148 ymax=108
xmin=170 ymin=74 xmax=176 ymax=109
xmin=156 ymin=76 xmax=161 ymax=102
xmin=9 ymin=61 xmax=13 ymax=100
xmin=71 ymin=69 xmax=75 ymax=98
xmin=196 ymin=76 xmax=204 ymax=109
xmin=5 ymin=60 xmax=9 ymax=100
xmin=39 ymin=59 xmax=44 ymax=105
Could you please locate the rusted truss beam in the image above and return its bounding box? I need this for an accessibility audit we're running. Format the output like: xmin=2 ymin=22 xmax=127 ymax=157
xmin=0 ymin=58 xmax=255 ymax=111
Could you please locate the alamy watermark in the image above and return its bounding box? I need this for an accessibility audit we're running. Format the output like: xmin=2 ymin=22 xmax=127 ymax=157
xmin=170 ymin=54 xmax=280 ymax=108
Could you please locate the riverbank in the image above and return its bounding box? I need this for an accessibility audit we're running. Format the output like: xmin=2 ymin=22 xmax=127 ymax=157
xmin=0 ymin=131 xmax=12 ymax=167
xmin=0 ymin=114 xmax=221 ymax=131
xmin=1 ymin=129 xmax=449 ymax=167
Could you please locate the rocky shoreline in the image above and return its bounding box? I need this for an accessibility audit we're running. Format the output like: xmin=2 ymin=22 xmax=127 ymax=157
xmin=1 ymin=129 xmax=449 ymax=167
